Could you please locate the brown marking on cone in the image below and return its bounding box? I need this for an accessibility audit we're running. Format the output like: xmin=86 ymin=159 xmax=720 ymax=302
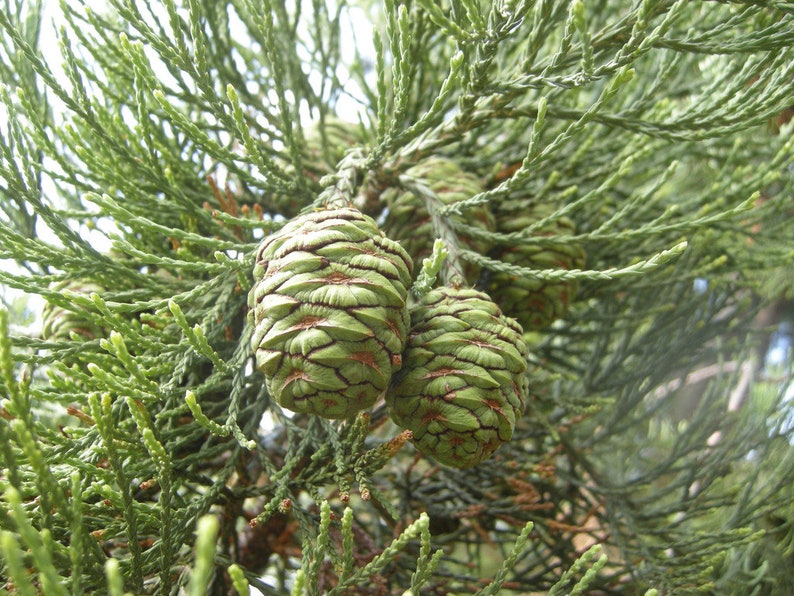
xmin=282 ymin=370 xmax=312 ymax=388
xmin=484 ymin=398 xmax=504 ymax=414
xmin=464 ymin=338 xmax=496 ymax=350
xmin=442 ymin=389 xmax=458 ymax=402
xmin=291 ymin=315 xmax=326 ymax=330
xmin=325 ymin=271 xmax=353 ymax=284
xmin=350 ymin=351 xmax=382 ymax=372
xmin=384 ymin=317 xmax=402 ymax=337
xmin=419 ymin=409 xmax=447 ymax=427
xmin=422 ymin=367 xmax=465 ymax=379
xmin=345 ymin=389 xmax=371 ymax=413
xmin=448 ymin=434 xmax=466 ymax=447
xmin=322 ymin=398 xmax=341 ymax=410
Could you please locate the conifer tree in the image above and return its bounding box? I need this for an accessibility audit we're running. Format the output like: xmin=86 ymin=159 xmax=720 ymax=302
xmin=1 ymin=1 xmax=794 ymax=594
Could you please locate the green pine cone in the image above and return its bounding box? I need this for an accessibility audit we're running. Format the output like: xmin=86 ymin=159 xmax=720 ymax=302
xmin=250 ymin=207 xmax=413 ymax=419
xmin=381 ymin=157 xmax=494 ymax=280
xmin=489 ymin=203 xmax=585 ymax=330
xmin=304 ymin=118 xmax=367 ymax=165
xmin=42 ymin=280 xmax=106 ymax=341
xmin=272 ymin=118 xmax=368 ymax=218
xmin=386 ymin=287 xmax=528 ymax=468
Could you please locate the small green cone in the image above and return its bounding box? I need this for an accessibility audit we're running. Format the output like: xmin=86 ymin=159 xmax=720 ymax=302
xmin=250 ymin=207 xmax=413 ymax=419
xmin=42 ymin=280 xmax=107 ymax=342
xmin=386 ymin=286 xmax=528 ymax=468
xmin=271 ymin=118 xmax=368 ymax=218
xmin=380 ymin=157 xmax=495 ymax=282
xmin=489 ymin=203 xmax=585 ymax=330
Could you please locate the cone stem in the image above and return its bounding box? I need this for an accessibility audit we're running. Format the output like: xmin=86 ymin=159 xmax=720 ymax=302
xmin=313 ymin=148 xmax=367 ymax=211
xmin=398 ymin=175 xmax=468 ymax=287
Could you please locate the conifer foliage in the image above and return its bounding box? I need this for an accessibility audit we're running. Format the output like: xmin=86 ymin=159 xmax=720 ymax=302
xmin=1 ymin=0 xmax=794 ymax=593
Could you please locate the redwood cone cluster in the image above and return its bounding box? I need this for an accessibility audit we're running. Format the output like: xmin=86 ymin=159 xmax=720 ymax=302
xmin=250 ymin=152 xmax=588 ymax=466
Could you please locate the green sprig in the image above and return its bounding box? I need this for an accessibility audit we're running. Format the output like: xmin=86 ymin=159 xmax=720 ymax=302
xmin=410 ymin=513 xmax=444 ymax=592
xmin=328 ymin=513 xmax=431 ymax=595
xmin=476 ymin=521 xmax=535 ymax=596
xmin=169 ymin=299 xmax=230 ymax=373
xmin=411 ymin=238 xmax=448 ymax=297
xmin=3 ymin=486 xmax=69 ymax=596
xmin=303 ymin=500 xmax=334 ymax=594
xmin=188 ymin=515 xmax=220 ymax=596
xmin=104 ymin=558 xmax=127 ymax=596
xmin=547 ymin=544 xmax=608 ymax=596
xmin=185 ymin=390 xmax=229 ymax=437
xmin=227 ymin=563 xmax=250 ymax=595
xmin=0 ymin=530 xmax=38 ymax=596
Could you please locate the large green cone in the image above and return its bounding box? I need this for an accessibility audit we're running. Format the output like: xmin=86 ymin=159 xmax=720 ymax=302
xmin=489 ymin=203 xmax=585 ymax=330
xmin=380 ymin=157 xmax=494 ymax=281
xmin=386 ymin=287 xmax=528 ymax=468
xmin=250 ymin=207 xmax=413 ymax=419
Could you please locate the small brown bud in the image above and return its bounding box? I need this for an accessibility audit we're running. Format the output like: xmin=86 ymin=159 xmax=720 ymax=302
xmin=278 ymin=498 xmax=292 ymax=514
